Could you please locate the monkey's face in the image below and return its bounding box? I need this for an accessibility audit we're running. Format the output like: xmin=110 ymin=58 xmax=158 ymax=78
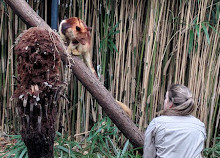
xmin=59 ymin=17 xmax=92 ymax=45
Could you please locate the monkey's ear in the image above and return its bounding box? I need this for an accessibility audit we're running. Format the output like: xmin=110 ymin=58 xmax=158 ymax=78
xmin=86 ymin=27 xmax=92 ymax=32
xmin=61 ymin=22 xmax=72 ymax=34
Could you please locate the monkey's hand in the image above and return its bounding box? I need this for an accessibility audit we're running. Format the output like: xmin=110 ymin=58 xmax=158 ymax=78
xmin=66 ymin=41 xmax=82 ymax=56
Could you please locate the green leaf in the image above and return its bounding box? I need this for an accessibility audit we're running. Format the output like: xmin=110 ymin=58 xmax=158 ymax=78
xmin=112 ymin=42 xmax=118 ymax=53
xmin=56 ymin=131 xmax=62 ymax=137
xmin=107 ymin=136 xmax=118 ymax=155
xmin=188 ymin=29 xmax=194 ymax=54
xmin=90 ymin=136 xmax=98 ymax=154
xmin=195 ymin=24 xmax=200 ymax=37
xmin=88 ymin=127 xmax=103 ymax=141
xmin=25 ymin=153 xmax=28 ymax=158
xmin=201 ymin=23 xmax=210 ymax=44
xmin=97 ymin=154 xmax=102 ymax=158
xmin=98 ymin=135 xmax=106 ymax=148
xmin=56 ymin=145 xmax=69 ymax=152
xmin=19 ymin=148 xmax=27 ymax=158
xmin=56 ymin=145 xmax=77 ymax=158
xmin=7 ymin=135 xmax=22 ymax=139
xmin=207 ymin=24 xmax=220 ymax=36
xmin=193 ymin=16 xmax=198 ymax=25
xmin=108 ymin=39 xmax=118 ymax=53
xmin=108 ymin=30 xmax=120 ymax=37
xmin=99 ymin=40 xmax=105 ymax=53
xmin=15 ymin=139 xmax=25 ymax=146
xmin=108 ymin=39 xmax=114 ymax=52
xmin=2 ymin=146 xmax=25 ymax=158
xmin=106 ymin=118 xmax=111 ymax=130
xmin=0 ymin=0 xmax=7 ymax=11
xmin=116 ymin=151 xmax=121 ymax=158
xmin=121 ymin=140 xmax=129 ymax=156
xmin=216 ymin=3 xmax=219 ymax=20
xmin=61 ymin=150 xmax=63 ymax=157
xmin=97 ymin=147 xmax=112 ymax=157
xmin=109 ymin=21 xmax=121 ymax=33
xmin=195 ymin=41 xmax=198 ymax=52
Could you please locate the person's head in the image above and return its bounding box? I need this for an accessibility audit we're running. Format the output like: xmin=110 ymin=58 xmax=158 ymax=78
xmin=163 ymin=84 xmax=195 ymax=116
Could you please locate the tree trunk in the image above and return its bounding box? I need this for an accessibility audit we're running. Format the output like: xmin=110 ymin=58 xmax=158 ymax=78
xmin=14 ymin=28 xmax=62 ymax=158
xmin=5 ymin=0 xmax=144 ymax=151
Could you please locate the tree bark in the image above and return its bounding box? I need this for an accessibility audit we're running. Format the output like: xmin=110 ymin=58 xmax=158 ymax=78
xmin=5 ymin=0 xmax=144 ymax=150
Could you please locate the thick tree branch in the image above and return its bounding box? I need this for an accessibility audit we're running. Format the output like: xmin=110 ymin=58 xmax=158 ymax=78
xmin=5 ymin=0 xmax=144 ymax=149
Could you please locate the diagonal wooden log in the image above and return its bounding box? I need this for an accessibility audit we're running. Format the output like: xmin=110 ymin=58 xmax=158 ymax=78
xmin=5 ymin=0 xmax=144 ymax=149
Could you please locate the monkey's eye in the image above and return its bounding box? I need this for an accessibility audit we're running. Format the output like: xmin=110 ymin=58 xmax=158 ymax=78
xmin=76 ymin=26 xmax=81 ymax=31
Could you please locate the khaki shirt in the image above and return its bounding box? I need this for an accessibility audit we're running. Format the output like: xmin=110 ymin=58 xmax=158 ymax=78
xmin=144 ymin=115 xmax=206 ymax=158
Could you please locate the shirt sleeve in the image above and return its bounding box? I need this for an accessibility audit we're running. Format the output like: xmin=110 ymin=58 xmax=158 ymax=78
xmin=143 ymin=119 xmax=157 ymax=158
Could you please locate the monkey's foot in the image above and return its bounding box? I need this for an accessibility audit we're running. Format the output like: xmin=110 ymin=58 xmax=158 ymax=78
xmin=71 ymin=49 xmax=82 ymax=56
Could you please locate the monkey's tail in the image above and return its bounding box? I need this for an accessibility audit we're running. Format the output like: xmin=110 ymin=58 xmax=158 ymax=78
xmin=90 ymin=65 xmax=98 ymax=79
xmin=116 ymin=101 xmax=132 ymax=118
xmin=83 ymin=52 xmax=98 ymax=79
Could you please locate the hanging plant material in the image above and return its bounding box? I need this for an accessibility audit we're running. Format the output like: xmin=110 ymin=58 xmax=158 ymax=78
xmin=13 ymin=27 xmax=62 ymax=158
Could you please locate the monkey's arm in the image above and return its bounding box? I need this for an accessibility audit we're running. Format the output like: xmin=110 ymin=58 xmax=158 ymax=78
xmin=82 ymin=51 xmax=98 ymax=78
xmin=66 ymin=42 xmax=82 ymax=56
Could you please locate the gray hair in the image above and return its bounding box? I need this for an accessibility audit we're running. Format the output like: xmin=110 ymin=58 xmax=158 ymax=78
xmin=163 ymin=84 xmax=195 ymax=116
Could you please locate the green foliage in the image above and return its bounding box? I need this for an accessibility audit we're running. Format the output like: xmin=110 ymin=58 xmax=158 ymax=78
xmin=85 ymin=117 xmax=141 ymax=158
xmin=99 ymin=21 xmax=120 ymax=54
xmin=0 ymin=0 xmax=7 ymax=11
xmin=201 ymin=23 xmax=210 ymax=44
xmin=0 ymin=135 xmax=28 ymax=158
xmin=188 ymin=16 xmax=220 ymax=54
xmin=188 ymin=29 xmax=194 ymax=54
xmin=203 ymin=136 xmax=220 ymax=158
xmin=0 ymin=117 xmax=142 ymax=158
xmin=54 ymin=132 xmax=84 ymax=158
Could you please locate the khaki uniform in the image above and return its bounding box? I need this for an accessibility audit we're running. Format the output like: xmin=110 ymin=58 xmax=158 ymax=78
xmin=144 ymin=115 xmax=206 ymax=158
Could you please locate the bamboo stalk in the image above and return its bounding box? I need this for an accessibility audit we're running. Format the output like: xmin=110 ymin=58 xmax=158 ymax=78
xmin=1 ymin=0 xmax=219 ymax=151
xmin=76 ymin=82 xmax=82 ymax=141
xmin=138 ymin=0 xmax=155 ymax=129
xmin=206 ymin=17 xmax=220 ymax=147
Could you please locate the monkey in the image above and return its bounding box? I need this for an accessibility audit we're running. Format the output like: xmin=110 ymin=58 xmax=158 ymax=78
xmin=59 ymin=17 xmax=98 ymax=78
xmin=59 ymin=17 xmax=132 ymax=118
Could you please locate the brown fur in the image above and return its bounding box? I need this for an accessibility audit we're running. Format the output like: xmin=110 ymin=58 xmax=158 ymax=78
xmin=59 ymin=17 xmax=131 ymax=118
xmin=59 ymin=17 xmax=97 ymax=77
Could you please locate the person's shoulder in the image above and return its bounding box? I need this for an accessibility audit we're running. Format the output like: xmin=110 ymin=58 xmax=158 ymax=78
xmin=153 ymin=115 xmax=176 ymax=120
xmin=152 ymin=115 xmax=172 ymax=123
xmin=187 ymin=115 xmax=205 ymax=127
xmin=153 ymin=115 xmax=204 ymax=125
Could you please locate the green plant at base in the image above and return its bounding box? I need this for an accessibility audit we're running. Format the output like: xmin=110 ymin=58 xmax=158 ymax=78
xmin=0 ymin=117 xmax=142 ymax=158
xmin=0 ymin=135 xmax=28 ymax=158
xmin=203 ymin=135 xmax=220 ymax=158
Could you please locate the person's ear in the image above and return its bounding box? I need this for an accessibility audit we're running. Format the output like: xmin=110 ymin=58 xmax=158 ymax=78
xmin=168 ymin=103 xmax=173 ymax=108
